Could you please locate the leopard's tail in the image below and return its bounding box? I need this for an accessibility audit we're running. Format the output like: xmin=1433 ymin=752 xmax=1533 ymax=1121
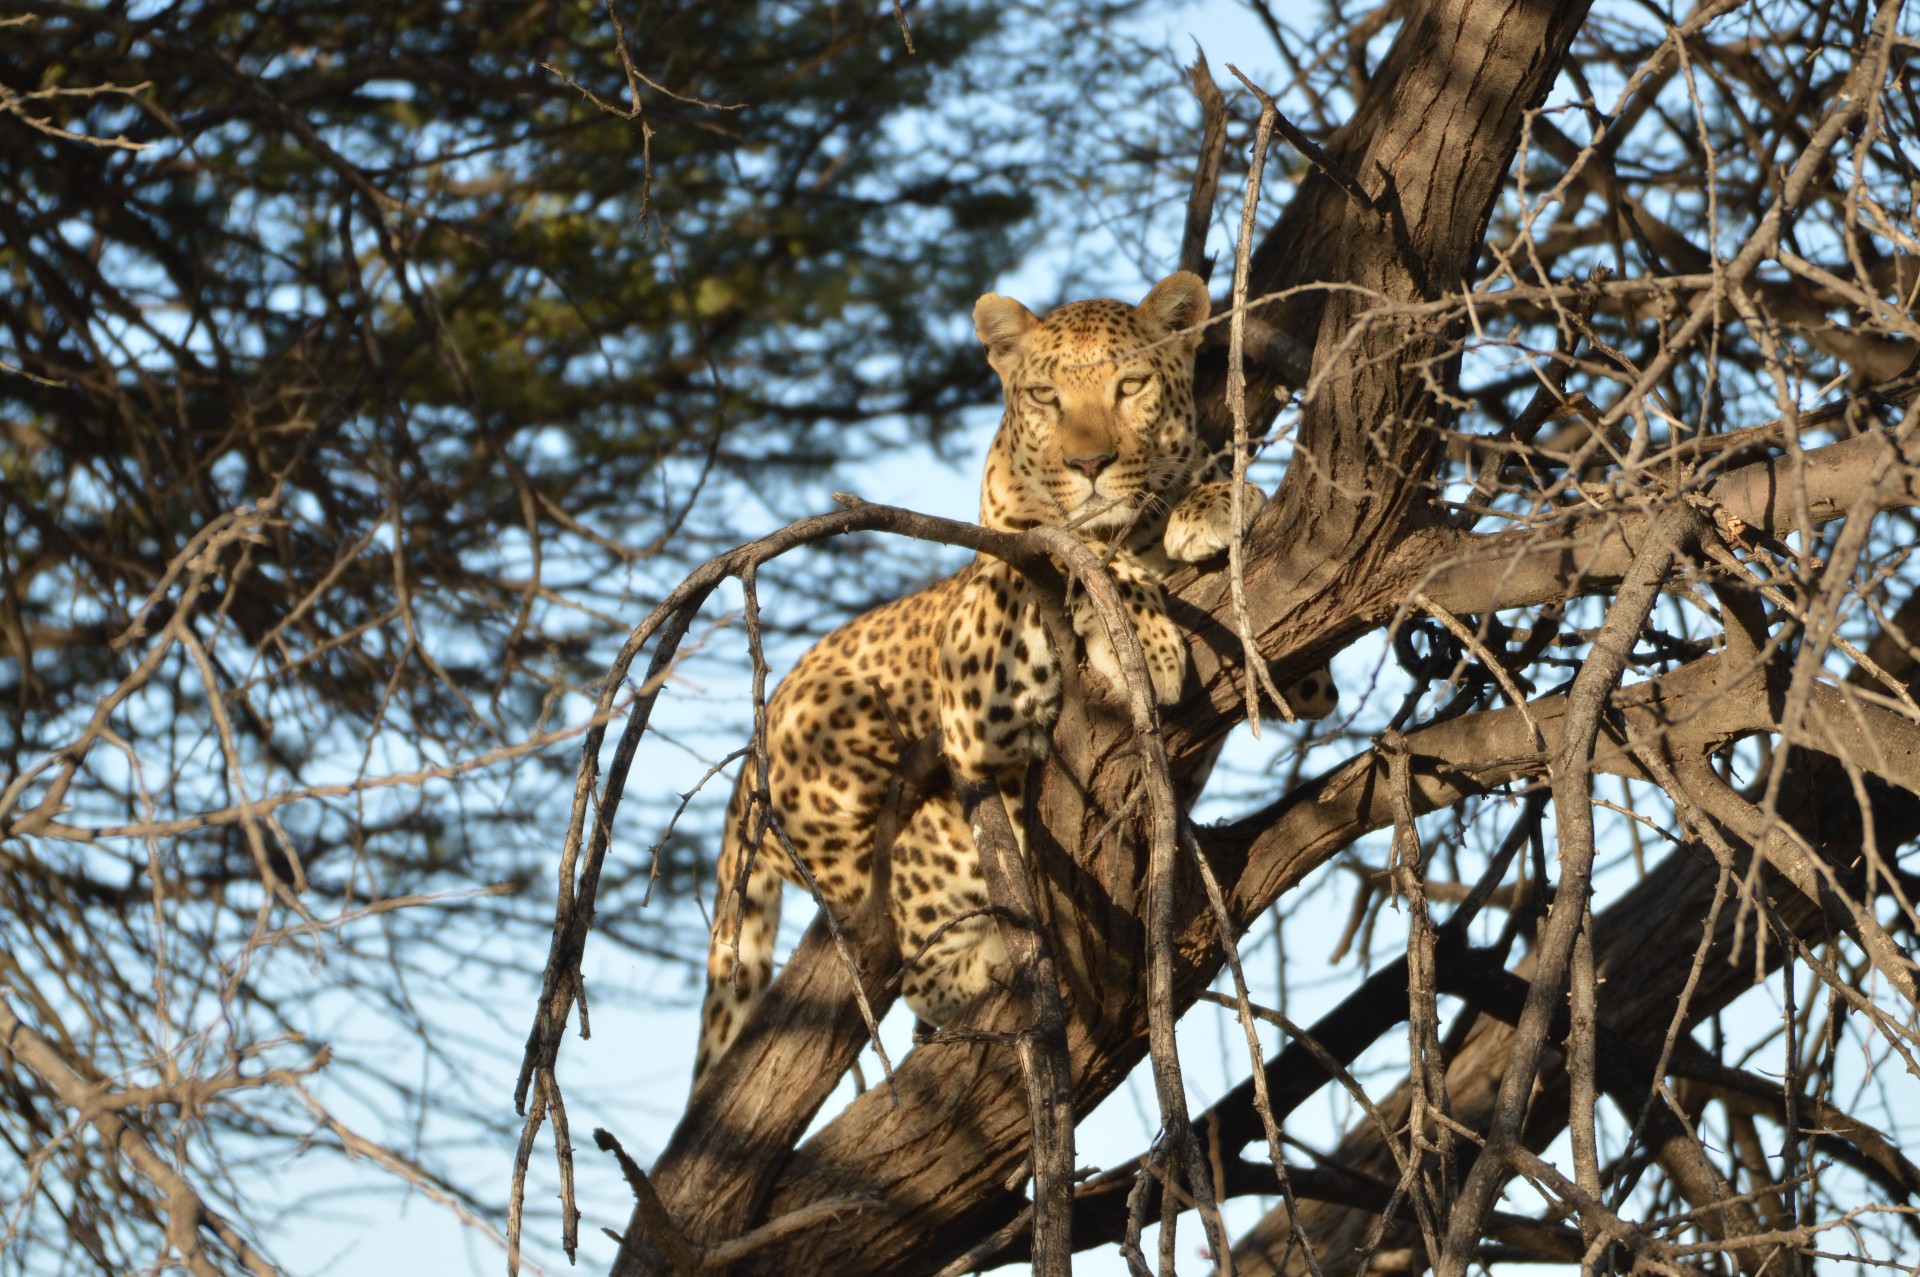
xmin=692 ymin=799 xmax=784 ymax=1091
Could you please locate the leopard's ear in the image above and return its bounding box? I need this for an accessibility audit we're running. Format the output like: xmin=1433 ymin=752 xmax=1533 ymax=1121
xmin=973 ymin=293 xmax=1039 ymax=379
xmin=1137 ymin=272 xmax=1211 ymax=352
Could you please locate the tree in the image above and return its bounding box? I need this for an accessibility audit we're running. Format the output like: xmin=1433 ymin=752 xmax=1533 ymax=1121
xmin=0 ymin=1 xmax=1176 ymax=1271
xmin=5 ymin=0 xmax=1918 ymax=1273
xmin=551 ymin=0 xmax=1920 ymax=1274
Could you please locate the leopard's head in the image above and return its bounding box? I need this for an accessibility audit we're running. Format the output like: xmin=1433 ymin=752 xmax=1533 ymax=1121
xmin=973 ymin=272 xmax=1212 ymax=540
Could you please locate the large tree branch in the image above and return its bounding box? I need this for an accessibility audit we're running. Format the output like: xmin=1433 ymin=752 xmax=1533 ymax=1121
xmin=1164 ymin=423 xmax=1920 ymax=749
xmin=1418 ymin=427 xmax=1920 ymax=619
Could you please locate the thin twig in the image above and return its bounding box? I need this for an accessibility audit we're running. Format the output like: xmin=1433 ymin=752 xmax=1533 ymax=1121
xmin=1220 ymin=68 xmax=1298 ymax=736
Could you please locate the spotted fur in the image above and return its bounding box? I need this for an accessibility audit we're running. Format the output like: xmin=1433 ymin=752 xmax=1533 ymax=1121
xmin=693 ymin=273 xmax=1337 ymax=1087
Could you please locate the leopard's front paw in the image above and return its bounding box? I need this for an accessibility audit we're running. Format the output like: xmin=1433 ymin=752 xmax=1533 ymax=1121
xmin=1071 ymin=564 xmax=1187 ymax=706
xmin=1163 ymin=480 xmax=1267 ymax=563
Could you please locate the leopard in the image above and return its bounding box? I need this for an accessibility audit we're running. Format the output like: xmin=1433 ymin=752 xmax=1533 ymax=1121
xmin=692 ymin=272 xmax=1337 ymax=1088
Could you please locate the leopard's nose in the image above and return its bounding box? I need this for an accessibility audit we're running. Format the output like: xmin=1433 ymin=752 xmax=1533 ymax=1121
xmin=1067 ymin=452 xmax=1116 ymax=478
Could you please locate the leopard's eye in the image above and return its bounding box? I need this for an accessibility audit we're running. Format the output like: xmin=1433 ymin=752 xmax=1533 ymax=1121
xmin=1117 ymin=375 xmax=1151 ymax=398
xmin=1026 ymin=386 xmax=1057 ymax=405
